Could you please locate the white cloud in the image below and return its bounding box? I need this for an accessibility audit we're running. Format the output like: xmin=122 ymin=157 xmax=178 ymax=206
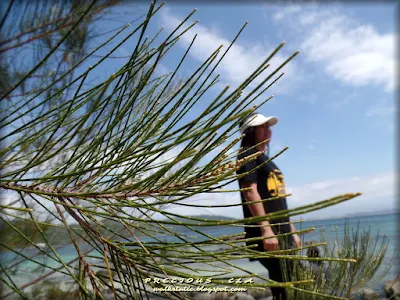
xmin=287 ymin=172 xmax=397 ymax=219
xmin=160 ymin=9 xmax=301 ymax=96
xmin=158 ymin=172 xmax=397 ymax=221
xmin=157 ymin=191 xmax=242 ymax=220
xmin=273 ymin=5 xmax=302 ymax=21
xmin=272 ymin=5 xmax=397 ymax=92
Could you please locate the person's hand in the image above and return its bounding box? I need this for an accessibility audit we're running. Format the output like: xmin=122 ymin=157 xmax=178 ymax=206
xmin=293 ymin=233 xmax=302 ymax=248
xmin=261 ymin=225 xmax=279 ymax=251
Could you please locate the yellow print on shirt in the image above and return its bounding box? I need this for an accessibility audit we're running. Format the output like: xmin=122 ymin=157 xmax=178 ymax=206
xmin=267 ymin=169 xmax=286 ymax=197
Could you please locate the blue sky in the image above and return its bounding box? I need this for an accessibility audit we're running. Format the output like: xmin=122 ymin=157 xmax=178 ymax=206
xmin=84 ymin=2 xmax=397 ymax=220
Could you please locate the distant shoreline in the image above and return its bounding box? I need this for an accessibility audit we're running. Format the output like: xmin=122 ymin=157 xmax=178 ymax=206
xmin=343 ymin=210 xmax=397 ymax=218
xmin=156 ymin=211 xmax=398 ymax=223
xmin=291 ymin=211 xmax=397 ymax=222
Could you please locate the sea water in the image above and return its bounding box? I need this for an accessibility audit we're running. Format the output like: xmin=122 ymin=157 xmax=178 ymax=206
xmin=1 ymin=213 xmax=398 ymax=296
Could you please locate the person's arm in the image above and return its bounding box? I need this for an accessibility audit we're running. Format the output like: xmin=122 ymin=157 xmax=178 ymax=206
xmin=240 ymin=181 xmax=279 ymax=251
xmin=290 ymin=223 xmax=302 ymax=248
xmin=237 ymin=150 xmax=279 ymax=251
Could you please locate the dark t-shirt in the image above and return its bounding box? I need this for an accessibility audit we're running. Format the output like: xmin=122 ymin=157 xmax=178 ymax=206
xmin=236 ymin=147 xmax=294 ymax=260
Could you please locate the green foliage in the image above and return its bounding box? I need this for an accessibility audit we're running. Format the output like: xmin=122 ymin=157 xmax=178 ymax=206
xmin=280 ymin=222 xmax=396 ymax=300
xmin=0 ymin=218 xmax=83 ymax=249
xmin=0 ymin=1 xmax=391 ymax=300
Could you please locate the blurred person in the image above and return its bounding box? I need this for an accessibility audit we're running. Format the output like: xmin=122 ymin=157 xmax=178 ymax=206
xmin=236 ymin=112 xmax=301 ymax=300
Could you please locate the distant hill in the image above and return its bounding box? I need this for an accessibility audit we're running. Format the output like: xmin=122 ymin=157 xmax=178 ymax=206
xmin=159 ymin=214 xmax=236 ymax=222
xmin=151 ymin=215 xmax=239 ymax=235
xmin=291 ymin=209 xmax=397 ymax=221
xmin=344 ymin=209 xmax=396 ymax=218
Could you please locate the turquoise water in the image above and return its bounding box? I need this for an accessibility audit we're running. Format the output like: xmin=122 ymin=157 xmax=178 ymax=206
xmin=1 ymin=213 xmax=398 ymax=296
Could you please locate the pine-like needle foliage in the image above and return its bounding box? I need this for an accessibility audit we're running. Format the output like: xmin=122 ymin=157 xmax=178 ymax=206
xmin=1 ymin=1 xmax=389 ymax=300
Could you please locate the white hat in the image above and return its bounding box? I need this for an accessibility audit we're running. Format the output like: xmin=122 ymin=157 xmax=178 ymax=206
xmin=239 ymin=113 xmax=278 ymax=134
